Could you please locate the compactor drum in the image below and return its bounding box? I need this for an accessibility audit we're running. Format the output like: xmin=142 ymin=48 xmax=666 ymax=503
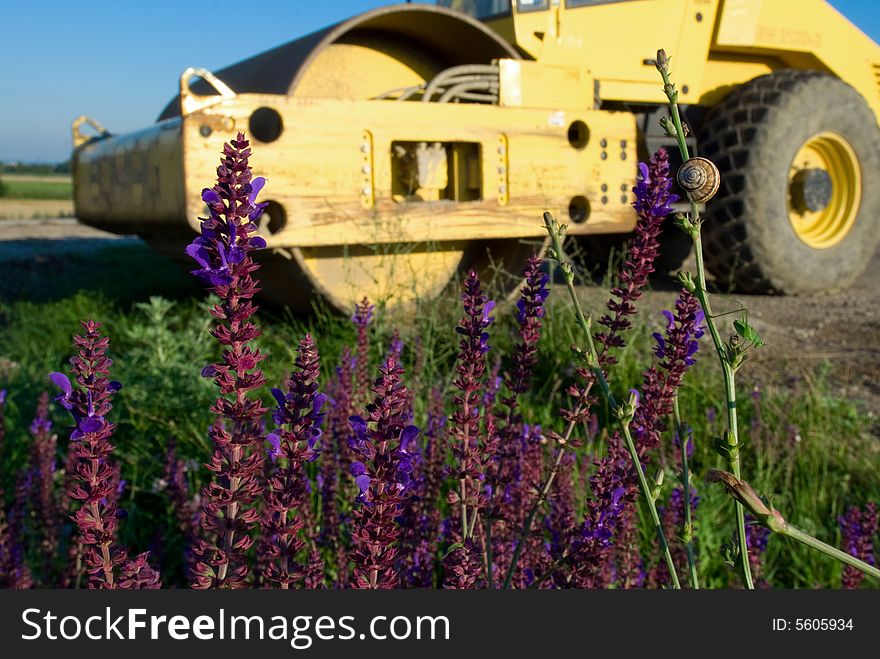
xmin=72 ymin=1 xmax=880 ymax=310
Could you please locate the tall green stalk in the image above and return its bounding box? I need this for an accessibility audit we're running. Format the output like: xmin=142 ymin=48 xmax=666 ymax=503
xmin=673 ymin=396 xmax=699 ymax=589
xmin=654 ymin=51 xmax=754 ymax=589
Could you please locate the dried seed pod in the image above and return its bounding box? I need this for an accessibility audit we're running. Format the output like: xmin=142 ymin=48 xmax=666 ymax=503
xmin=677 ymin=156 xmax=720 ymax=203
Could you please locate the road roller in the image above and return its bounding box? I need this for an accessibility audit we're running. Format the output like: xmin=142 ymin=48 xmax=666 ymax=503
xmin=71 ymin=0 xmax=880 ymax=310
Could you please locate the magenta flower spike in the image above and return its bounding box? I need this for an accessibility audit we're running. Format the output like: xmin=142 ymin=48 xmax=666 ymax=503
xmin=185 ymin=133 xmax=269 ymax=589
xmin=49 ymin=321 xmax=160 ymax=589
xmin=348 ymin=353 xmax=419 ymax=589
xmin=595 ymin=148 xmax=678 ymax=366
xmin=261 ymin=334 xmax=327 ymax=589
xmin=839 ymin=503 xmax=878 ymax=589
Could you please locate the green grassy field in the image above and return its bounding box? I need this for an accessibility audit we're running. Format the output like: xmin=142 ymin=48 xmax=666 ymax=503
xmin=0 ymin=174 xmax=72 ymax=200
xmin=0 ymin=244 xmax=876 ymax=588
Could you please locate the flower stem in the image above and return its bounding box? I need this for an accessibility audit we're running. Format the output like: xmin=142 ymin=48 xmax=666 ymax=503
xmin=485 ymin=514 xmax=494 ymax=589
xmin=542 ymin=213 xmax=681 ymax=589
xmin=620 ymin=423 xmax=681 ymax=589
xmin=776 ymin=522 xmax=880 ymax=581
xmin=673 ymin=396 xmax=699 ymax=589
xmin=657 ymin=60 xmax=754 ymax=590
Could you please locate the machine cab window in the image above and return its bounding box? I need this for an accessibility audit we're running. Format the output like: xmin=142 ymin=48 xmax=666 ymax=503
xmin=437 ymin=1 xmax=550 ymax=19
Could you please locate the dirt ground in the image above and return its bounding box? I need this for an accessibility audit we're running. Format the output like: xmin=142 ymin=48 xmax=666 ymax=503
xmin=0 ymin=199 xmax=74 ymax=219
xmin=2 ymin=217 xmax=878 ymax=417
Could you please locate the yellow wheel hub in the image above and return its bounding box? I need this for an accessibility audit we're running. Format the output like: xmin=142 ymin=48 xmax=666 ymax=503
xmin=787 ymin=132 xmax=861 ymax=249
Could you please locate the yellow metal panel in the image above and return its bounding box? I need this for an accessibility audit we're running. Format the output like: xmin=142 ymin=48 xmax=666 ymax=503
xmin=74 ymin=119 xmax=184 ymax=231
xmin=716 ymin=0 xmax=762 ymax=45
xmin=504 ymin=0 xmax=720 ymax=106
xmin=713 ymin=0 xmax=880 ymax=118
xmin=495 ymin=0 xmax=878 ymax=116
xmin=178 ymin=94 xmax=637 ymax=248
xmin=498 ymin=59 xmax=594 ymax=109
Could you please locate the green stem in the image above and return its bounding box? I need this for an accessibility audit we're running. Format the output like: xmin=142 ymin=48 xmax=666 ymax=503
xmin=673 ymin=397 xmax=699 ymax=589
xmin=778 ymin=523 xmax=880 ymax=581
xmin=621 ymin=423 xmax=681 ymax=589
xmin=657 ymin=62 xmax=754 ymax=590
xmin=542 ymin=213 xmax=681 ymax=590
xmin=485 ymin=515 xmax=494 ymax=589
xmin=692 ymin=222 xmax=753 ymax=589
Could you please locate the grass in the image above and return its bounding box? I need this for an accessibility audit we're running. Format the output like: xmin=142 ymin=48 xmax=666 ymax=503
xmin=0 ymin=174 xmax=72 ymax=200
xmin=0 ymin=243 xmax=876 ymax=588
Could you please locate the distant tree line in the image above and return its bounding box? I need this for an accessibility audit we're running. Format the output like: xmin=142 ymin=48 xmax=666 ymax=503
xmin=0 ymin=160 xmax=71 ymax=175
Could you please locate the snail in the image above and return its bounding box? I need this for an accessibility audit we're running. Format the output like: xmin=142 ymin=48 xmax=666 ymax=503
xmin=676 ymin=156 xmax=720 ymax=204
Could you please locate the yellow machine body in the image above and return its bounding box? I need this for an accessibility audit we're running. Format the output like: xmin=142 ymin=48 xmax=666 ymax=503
xmin=72 ymin=0 xmax=880 ymax=310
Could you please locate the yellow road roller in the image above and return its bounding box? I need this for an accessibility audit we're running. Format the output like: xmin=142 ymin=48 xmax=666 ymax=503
xmin=72 ymin=0 xmax=880 ymax=311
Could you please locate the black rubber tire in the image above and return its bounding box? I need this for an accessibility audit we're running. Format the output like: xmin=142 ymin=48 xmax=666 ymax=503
xmin=698 ymin=70 xmax=880 ymax=294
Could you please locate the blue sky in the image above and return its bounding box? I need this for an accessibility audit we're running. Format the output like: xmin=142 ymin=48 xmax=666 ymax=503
xmin=1 ymin=0 xmax=877 ymax=162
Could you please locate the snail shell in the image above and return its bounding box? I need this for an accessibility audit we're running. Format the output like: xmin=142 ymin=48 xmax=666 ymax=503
xmin=677 ymin=157 xmax=720 ymax=204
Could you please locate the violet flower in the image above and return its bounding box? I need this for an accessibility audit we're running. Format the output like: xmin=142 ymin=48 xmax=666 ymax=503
xmin=594 ymin=148 xmax=678 ymax=366
xmin=352 ymin=297 xmax=374 ymax=405
xmin=261 ymin=334 xmax=327 ymax=589
xmin=304 ymin=548 xmax=326 ymax=589
xmin=506 ymin=423 xmax=548 ymax=587
xmin=448 ymin=271 xmax=495 ymax=546
xmin=614 ymin=504 xmax=645 ymax=589
xmin=320 ymin=348 xmax=354 ymax=560
xmin=443 ymin=539 xmax=483 ymax=589
xmin=29 ymin=391 xmax=59 ymax=567
xmin=631 ymin=291 xmax=706 ymax=457
xmin=186 ymin=133 xmax=269 ymax=589
xmin=0 ymin=499 xmax=33 ymax=589
xmin=50 ymin=320 xmax=160 ymax=589
xmin=348 ymin=353 xmax=418 ymax=589
xmin=839 ymin=503 xmax=878 ymax=589
xmin=548 ymin=451 xmax=576 ymax=558
xmin=163 ymin=437 xmax=200 ymax=584
xmin=745 ymin=514 xmax=771 ymax=588
xmin=492 ymin=256 xmax=548 ymax=528
xmin=403 ymin=387 xmax=447 ymax=588
xmin=564 ymin=149 xmax=677 ymax=433
xmin=118 ymin=552 xmax=161 ymax=589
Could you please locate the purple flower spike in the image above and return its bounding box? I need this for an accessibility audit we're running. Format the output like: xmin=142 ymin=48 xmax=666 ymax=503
xmin=186 ymin=133 xmax=270 ymax=590
xmin=593 ymin=148 xmax=678 ymax=368
xmin=185 ymin=133 xmax=267 ymax=291
xmin=352 ymin=297 xmax=374 ymax=404
xmin=260 ymin=334 xmax=327 ymax=589
xmin=51 ymin=321 xmax=160 ymax=589
xmin=348 ymin=353 xmax=417 ymax=589
xmin=839 ymin=503 xmax=878 ymax=589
